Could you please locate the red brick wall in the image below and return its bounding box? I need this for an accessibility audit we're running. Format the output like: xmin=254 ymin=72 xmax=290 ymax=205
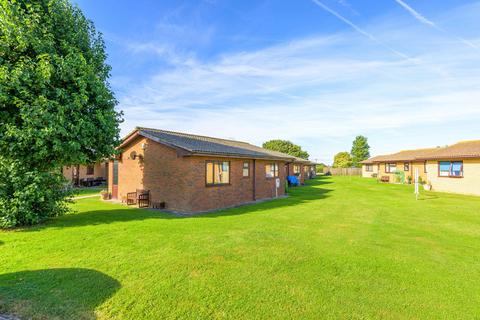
xmin=185 ymin=157 xmax=255 ymax=212
xmin=109 ymin=137 xmax=287 ymax=213
xmin=254 ymin=159 xmax=286 ymax=201
xmin=107 ymin=136 xmax=147 ymax=199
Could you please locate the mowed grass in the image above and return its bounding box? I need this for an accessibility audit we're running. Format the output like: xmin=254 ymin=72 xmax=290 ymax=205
xmin=1 ymin=176 xmax=480 ymax=319
xmin=74 ymin=187 xmax=104 ymax=197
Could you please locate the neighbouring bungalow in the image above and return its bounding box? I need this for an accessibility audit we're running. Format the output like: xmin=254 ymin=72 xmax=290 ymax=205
xmin=304 ymin=162 xmax=318 ymax=180
xmin=360 ymin=148 xmax=438 ymax=183
xmin=63 ymin=162 xmax=108 ymax=186
xmin=285 ymin=157 xmax=311 ymax=184
xmin=361 ymin=140 xmax=480 ymax=196
xmin=107 ymin=127 xmax=314 ymax=213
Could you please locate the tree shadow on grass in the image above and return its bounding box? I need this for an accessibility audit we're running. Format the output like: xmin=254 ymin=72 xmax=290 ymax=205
xmin=21 ymin=177 xmax=333 ymax=230
xmin=0 ymin=240 xmax=4 ymax=246
xmin=417 ymin=194 xmax=440 ymax=201
xmin=0 ymin=268 xmax=120 ymax=320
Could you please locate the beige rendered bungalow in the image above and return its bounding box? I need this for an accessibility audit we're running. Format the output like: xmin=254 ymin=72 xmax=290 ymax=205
xmin=107 ymin=127 xmax=312 ymax=213
xmin=63 ymin=162 xmax=108 ymax=186
xmin=360 ymin=148 xmax=438 ymax=183
xmin=361 ymin=140 xmax=480 ymax=196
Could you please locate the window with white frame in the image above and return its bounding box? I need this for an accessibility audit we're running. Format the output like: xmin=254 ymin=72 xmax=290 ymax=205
xmin=266 ymin=163 xmax=279 ymax=178
xmin=242 ymin=161 xmax=250 ymax=177
xmin=385 ymin=163 xmax=397 ymax=173
xmin=365 ymin=164 xmax=373 ymax=172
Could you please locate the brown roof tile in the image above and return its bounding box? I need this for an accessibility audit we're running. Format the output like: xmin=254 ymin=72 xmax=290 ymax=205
xmin=363 ymin=140 xmax=480 ymax=163
xmin=416 ymin=140 xmax=480 ymax=160
xmin=121 ymin=127 xmax=298 ymax=161
xmin=362 ymin=148 xmax=439 ymax=163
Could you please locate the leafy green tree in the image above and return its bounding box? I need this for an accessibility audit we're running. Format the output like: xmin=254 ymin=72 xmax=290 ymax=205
xmin=333 ymin=152 xmax=352 ymax=168
xmin=262 ymin=140 xmax=309 ymax=159
xmin=315 ymin=163 xmax=326 ymax=174
xmin=0 ymin=0 xmax=121 ymax=227
xmin=350 ymin=135 xmax=370 ymax=167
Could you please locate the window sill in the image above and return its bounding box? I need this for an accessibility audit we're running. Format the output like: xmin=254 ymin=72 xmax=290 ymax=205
xmin=206 ymin=183 xmax=231 ymax=187
xmin=437 ymin=176 xmax=464 ymax=179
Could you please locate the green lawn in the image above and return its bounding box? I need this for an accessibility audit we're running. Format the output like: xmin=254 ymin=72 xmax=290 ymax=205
xmin=74 ymin=187 xmax=104 ymax=197
xmin=1 ymin=176 xmax=480 ymax=319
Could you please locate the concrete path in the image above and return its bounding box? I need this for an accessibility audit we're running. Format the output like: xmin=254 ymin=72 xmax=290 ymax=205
xmin=72 ymin=194 xmax=100 ymax=200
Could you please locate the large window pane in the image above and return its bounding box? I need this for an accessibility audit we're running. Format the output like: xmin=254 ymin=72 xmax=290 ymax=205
xmin=266 ymin=163 xmax=278 ymax=178
xmin=219 ymin=162 xmax=229 ymax=183
xmin=438 ymin=161 xmax=463 ymax=177
xmin=439 ymin=161 xmax=450 ymax=176
xmin=386 ymin=163 xmax=396 ymax=173
xmin=206 ymin=162 xmax=214 ymax=184
xmin=265 ymin=164 xmax=273 ymax=178
xmin=451 ymin=161 xmax=463 ymax=177
xmin=206 ymin=161 xmax=229 ymax=185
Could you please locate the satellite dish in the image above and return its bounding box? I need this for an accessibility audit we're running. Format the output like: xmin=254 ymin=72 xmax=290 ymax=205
xmin=130 ymin=151 xmax=137 ymax=160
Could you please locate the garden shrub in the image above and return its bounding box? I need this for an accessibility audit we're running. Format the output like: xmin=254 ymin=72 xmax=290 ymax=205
xmin=394 ymin=170 xmax=405 ymax=184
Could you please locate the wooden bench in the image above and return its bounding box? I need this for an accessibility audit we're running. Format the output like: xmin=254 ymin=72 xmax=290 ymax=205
xmin=126 ymin=189 xmax=150 ymax=208
xmin=380 ymin=176 xmax=390 ymax=183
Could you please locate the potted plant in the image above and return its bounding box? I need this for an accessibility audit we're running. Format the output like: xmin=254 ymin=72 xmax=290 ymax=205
xmin=100 ymin=189 xmax=110 ymax=200
xmin=423 ymin=182 xmax=432 ymax=191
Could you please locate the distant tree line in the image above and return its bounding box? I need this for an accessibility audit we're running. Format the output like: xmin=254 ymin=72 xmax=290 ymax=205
xmin=262 ymin=140 xmax=309 ymax=160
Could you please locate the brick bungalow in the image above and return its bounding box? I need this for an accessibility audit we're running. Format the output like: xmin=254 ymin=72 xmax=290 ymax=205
xmin=285 ymin=157 xmax=311 ymax=184
xmin=361 ymin=140 xmax=480 ymax=196
xmin=305 ymin=162 xmax=318 ymax=179
xmin=63 ymin=162 xmax=108 ymax=186
xmin=107 ymin=127 xmax=304 ymax=213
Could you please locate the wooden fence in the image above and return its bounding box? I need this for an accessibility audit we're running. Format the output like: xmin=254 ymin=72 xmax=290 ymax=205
xmin=323 ymin=167 xmax=362 ymax=176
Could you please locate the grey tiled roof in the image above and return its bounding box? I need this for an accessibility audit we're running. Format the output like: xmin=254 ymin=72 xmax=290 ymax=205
xmin=136 ymin=127 xmax=296 ymax=160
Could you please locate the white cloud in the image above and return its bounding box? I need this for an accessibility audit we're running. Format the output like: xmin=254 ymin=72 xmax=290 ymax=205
xmin=113 ymin=3 xmax=480 ymax=163
xmin=311 ymin=0 xmax=410 ymax=59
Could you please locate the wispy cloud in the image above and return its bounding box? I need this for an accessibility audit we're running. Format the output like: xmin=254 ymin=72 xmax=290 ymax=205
xmin=311 ymin=0 xmax=410 ymax=59
xmin=394 ymin=0 xmax=478 ymax=50
xmin=394 ymin=0 xmax=435 ymax=26
xmin=336 ymin=0 xmax=359 ymax=15
xmin=112 ymin=2 xmax=480 ymax=163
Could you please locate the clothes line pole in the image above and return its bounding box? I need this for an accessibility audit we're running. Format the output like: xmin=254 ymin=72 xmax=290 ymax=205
xmin=414 ymin=168 xmax=419 ymax=200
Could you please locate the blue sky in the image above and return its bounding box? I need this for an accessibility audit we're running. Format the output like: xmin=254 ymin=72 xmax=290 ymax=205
xmin=75 ymin=0 xmax=480 ymax=164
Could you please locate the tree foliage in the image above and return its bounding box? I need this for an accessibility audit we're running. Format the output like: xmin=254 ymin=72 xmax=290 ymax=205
xmin=333 ymin=152 xmax=352 ymax=168
xmin=262 ymin=140 xmax=309 ymax=159
xmin=350 ymin=135 xmax=370 ymax=167
xmin=0 ymin=0 xmax=121 ymax=227
xmin=315 ymin=163 xmax=326 ymax=174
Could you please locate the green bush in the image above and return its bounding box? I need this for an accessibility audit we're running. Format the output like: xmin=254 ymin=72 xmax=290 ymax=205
xmin=394 ymin=171 xmax=405 ymax=184
xmin=0 ymin=160 xmax=72 ymax=228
